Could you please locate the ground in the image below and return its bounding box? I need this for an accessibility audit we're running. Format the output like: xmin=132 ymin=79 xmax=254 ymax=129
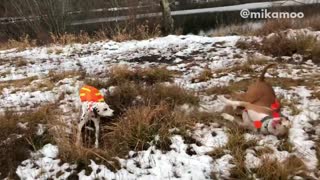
xmin=0 ymin=29 xmax=319 ymax=179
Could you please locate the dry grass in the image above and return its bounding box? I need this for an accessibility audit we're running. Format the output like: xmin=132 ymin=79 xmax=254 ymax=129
xmin=0 ymin=34 xmax=37 ymax=51
xmin=312 ymin=91 xmax=320 ymax=100
xmin=106 ymin=65 xmax=175 ymax=86
xmin=0 ymin=21 xmax=161 ymax=50
xmin=0 ymin=76 xmax=38 ymax=94
xmin=255 ymin=15 xmax=320 ymax=36
xmin=102 ymin=103 xmax=195 ymax=155
xmin=316 ymin=141 xmax=320 ymax=170
xmin=279 ymin=97 xmax=301 ymax=116
xmin=227 ymin=127 xmax=257 ymax=179
xmin=266 ymin=77 xmax=314 ymax=90
xmin=50 ymin=118 xmax=121 ymax=172
xmin=311 ymin=42 xmax=320 ymax=63
xmin=208 ymin=123 xmax=257 ymax=179
xmin=0 ymin=105 xmax=57 ymax=179
xmin=254 ymin=156 xmax=308 ymax=179
xmin=105 ymin=81 xmax=141 ymax=114
xmin=48 ymin=70 xmax=83 ymax=83
xmin=111 ymin=20 xmax=161 ymax=42
xmin=207 ymin=147 xmax=226 ymax=159
xmin=235 ymin=38 xmax=259 ymax=50
xmin=277 ymin=138 xmax=294 ymax=153
xmin=261 ymin=33 xmax=317 ymax=57
xmin=238 ymin=32 xmax=320 ymax=63
xmin=254 ymin=146 xmax=274 ymax=157
xmin=106 ymin=81 xmax=199 ymax=116
xmin=192 ymin=68 xmax=213 ymax=83
xmin=14 ymin=58 xmax=28 ymax=67
xmin=144 ymin=84 xmax=200 ymax=107
xmin=206 ymin=86 xmax=232 ymax=96
xmin=211 ymin=15 xmax=320 ymax=37
xmin=0 ymin=70 xmax=82 ymax=94
xmin=50 ymin=31 xmax=94 ymax=45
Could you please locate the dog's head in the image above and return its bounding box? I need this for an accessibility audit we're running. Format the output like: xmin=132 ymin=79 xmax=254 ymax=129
xmin=272 ymin=117 xmax=291 ymax=136
xmin=93 ymin=102 xmax=114 ymax=117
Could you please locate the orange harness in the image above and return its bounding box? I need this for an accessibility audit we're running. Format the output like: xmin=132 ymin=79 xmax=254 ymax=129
xmin=250 ymin=99 xmax=281 ymax=129
xmin=80 ymin=85 xmax=104 ymax=111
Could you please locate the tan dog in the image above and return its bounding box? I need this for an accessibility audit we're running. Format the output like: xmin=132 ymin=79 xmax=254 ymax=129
xmin=233 ymin=64 xmax=277 ymax=108
xmin=220 ymin=64 xmax=291 ymax=136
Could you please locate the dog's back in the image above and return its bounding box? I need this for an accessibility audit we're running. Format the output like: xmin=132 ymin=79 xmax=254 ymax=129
xmin=235 ymin=64 xmax=276 ymax=108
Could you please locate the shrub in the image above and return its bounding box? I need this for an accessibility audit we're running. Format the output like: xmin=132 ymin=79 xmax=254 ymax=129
xmin=259 ymin=34 xmax=296 ymax=57
xmin=254 ymin=19 xmax=295 ymax=36
xmin=106 ymin=81 xmax=141 ymax=115
xmin=102 ymin=103 xmax=194 ymax=156
xmin=260 ymin=33 xmax=318 ymax=58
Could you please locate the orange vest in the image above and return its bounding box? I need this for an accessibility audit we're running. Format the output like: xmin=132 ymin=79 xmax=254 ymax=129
xmin=79 ymin=85 xmax=104 ymax=102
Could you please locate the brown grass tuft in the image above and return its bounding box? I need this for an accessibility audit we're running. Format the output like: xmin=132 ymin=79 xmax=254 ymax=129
xmin=106 ymin=82 xmax=199 ymax=116
xmin=254 ymin=155 xmax=308 ymax=179
xmin=0 ymin=34 xmax=37 ymax=50
xmin=192 ymin=68 xmax=213 ymax=83
xmin=239 ymin=32 xmax=320 ymax=63
xmin=110 ymin=20 xmax=161 ymax=42
xmin=15 ymin=58 xmax=28 ymax=67
xmin=102 ymin=103 xmax=194 ymax=155
xmin=235 ymin=38 xmax=259 ymax=50
xmin=144 ymin=84 xmax=200 ymax=107
xmin=254 ymin=146 xmax=274 ymax=157
xmin=106 ymin=65 xmax=174 ymax=86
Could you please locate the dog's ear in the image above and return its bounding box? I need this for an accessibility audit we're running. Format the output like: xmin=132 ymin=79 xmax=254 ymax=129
xmin=92 ymin=107 xmax=98 ymax=118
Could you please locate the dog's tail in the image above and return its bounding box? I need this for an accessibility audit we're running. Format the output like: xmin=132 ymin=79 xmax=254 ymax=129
xmin=259 ymin=63 xmax=276 ymax=81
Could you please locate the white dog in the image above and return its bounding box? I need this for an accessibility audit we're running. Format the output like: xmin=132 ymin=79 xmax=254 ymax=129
xmin=219 ymin=96 xmax=291 ymax=136
xmin=76 ymin=100 xmax=114 ymax=148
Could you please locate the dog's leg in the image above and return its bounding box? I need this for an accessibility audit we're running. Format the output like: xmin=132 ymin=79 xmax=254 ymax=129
xmin=76 ymin=119 xmax=87 ymax=146
xmin=92 ymin=117 xmax=100 ymax=148
xmin=218 ymin=96 xmax=243 ymax=109
xmin=219 ymin=96 xmax=272 ymax=114
xmin=76 ymin=109 xmax=89 ymax=146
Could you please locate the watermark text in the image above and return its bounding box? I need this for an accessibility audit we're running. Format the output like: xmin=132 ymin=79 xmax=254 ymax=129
xmin=240 ymin=9 xmax=304 ymax=19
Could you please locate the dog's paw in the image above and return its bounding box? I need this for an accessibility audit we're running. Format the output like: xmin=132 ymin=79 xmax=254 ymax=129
xmin=221 ymin=113 xmax=235 ymax=122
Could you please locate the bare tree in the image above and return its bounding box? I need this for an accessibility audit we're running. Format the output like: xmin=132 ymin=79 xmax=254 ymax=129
xmin=10 ymin=0 xmax=70 ymax=39
xmin=160 ymin=0 xmax=174 ymax=35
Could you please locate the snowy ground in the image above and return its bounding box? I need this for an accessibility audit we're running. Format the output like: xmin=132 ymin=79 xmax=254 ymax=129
xmin=0 ymin=29 xmax=319 ymax=179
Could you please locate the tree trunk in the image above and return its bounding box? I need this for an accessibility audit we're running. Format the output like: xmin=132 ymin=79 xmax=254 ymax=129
xmin=160 ymin=0 xmax=174 ymax=35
